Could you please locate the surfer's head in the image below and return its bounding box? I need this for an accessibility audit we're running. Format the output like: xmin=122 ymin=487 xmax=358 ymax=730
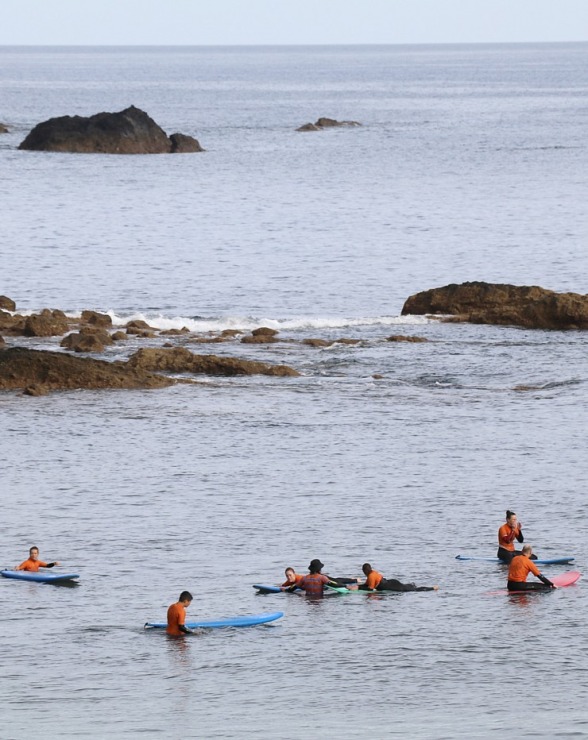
xmin=522 ymin=545 xmax=533 ymax=557
xmin=29 ymin=546 xmax=39 ymax=560
xmin=362 ymin=563 xmax=373 ymax=576
xmin=284 ymin=567 xmax=297 ymax=583
xmin=506 ymin=510 xmax=517 ymax=526
xmin=309 ymin=559 xmax=324 ymax=573
xmin=179 ymin=591 xmax=193 ymax=605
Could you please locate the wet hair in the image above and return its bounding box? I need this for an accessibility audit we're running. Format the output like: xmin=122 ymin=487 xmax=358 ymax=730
xmin=29 ymin=546 xmax=39 ymax=555
xmin=362 ymin=563 xmax=372 ymax=576
xmin=284 ymin=567 xmax=295 ymax=575
xmin=179 ymin=591 xmax=193 ymax=602
xmin=522 ymin=544 xmax=532 ymax=555
xmin=506 ymin=510 xmax=516 ymax=520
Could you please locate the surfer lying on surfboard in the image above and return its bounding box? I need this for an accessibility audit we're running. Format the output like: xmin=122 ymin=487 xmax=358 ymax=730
xmin=349 ymin=563 xmax=439 ymax=592
xmin=15 ymin=546 xmax=60 ymax=572
xmin=507 ymin=546 xmax=555 ymax=591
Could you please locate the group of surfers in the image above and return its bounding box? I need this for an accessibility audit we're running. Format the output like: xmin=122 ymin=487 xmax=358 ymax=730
xmin=497 ymin=510 xmax=556 ymax=591
xmin=12 ymin=510 xmax=559 ymax=637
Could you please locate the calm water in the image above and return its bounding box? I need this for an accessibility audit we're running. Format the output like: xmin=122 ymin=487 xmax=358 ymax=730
xmin=1 ymin=44 xmax=588 ymax=739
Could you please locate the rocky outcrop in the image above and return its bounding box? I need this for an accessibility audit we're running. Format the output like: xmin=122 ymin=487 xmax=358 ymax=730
xmin=401 ymin=282 xmax=588 ymax=330
xmin=0 ymin=296 xmax=16 ymax=311
xmin=0 ymin=348 xmax=173 ymax=392
xmin=23 ymin=309 xmax=70 ymax=337
xmin=81 ymin=310 xmax=112 ymax=327
xmin=60 ymin=327 xmax=114 ymax=353
xmin=19 ymin=105 xmax=203 ymax=155
xmin=297 ymin=117 xmax=362 ymax=132
xmin=126 ymin=347 xmax=299 ymax=377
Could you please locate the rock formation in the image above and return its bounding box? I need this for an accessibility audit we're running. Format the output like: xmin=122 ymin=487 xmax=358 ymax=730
xmin=0 ymin=295 xmax=16 ymax=311
xmin=126 ymin=347 xmax=299 ymax=377
xmin=401 ymin=282 xmax=588 ymax=330
xmin=19 ymin=105 xmax=203 ymax=154
xmin=297 ymin=117 xmax=362 ymax=132
xmin=0 ymin=348 xmax=173 ymax=392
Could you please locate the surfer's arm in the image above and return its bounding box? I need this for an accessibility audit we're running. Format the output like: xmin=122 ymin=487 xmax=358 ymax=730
xmin=178 ymin=624 xmax=193 ymax=634
xmin=538 ymin=574 xmax=555 ymax=588
xmin=515 ymin=528 xmax=524 ymax=543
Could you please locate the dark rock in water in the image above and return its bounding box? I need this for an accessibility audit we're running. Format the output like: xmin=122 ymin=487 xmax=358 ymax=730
xmin=252 ymin=326 xmax=279 ymax=337
xmin=23 ymin=384 xmax=48 ymax=397
xmin=0 ymin=348 xmax=173 ymax=392
xmin=0 ymin=310 xmax=25 ymax=334
xmin=297 ymin=117 xmax=362 ymax=131
xmin=401 ymin=281 xmax=588 ymax=330
xmin=386 ymin=335 xmax=429 ymax=343
xmin=23 ymin=309 xmax=70 ymax=337
xmin=81 ymin=310 xmax=112 ymax=327
xmin=61 ymin=327 xmax=114 ymax=353
xmin=0 ymin=295 xmax=16 ymax=311
xmin=111 ymin=331 xmax=128 ymax=341
xmin=0 ymin=123 xmax=8 ymax=134
xmin=19 ymin=105 xmax=203 ymax=155
xmin=303 ymin=338 xmax=334 ymax=348
xmin=126 ymin=347 xmax=300 ymax=377
xmin=169 ymin=132 xmax=204 ymax=153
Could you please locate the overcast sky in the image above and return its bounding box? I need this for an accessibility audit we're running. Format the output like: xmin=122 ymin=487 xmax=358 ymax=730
xmin=2 ymin=0 xmax=588 ymax=46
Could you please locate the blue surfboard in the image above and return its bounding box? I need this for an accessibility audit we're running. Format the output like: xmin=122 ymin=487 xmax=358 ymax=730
xmin=456 ymin=555 xmax=574 ymax=565
xmin=1 ymin=569 xmax=79 ymax=583
xmin=144 ymin=611 xmax=284 ymax=630
xmin=253 ymin=584 xmax=283 ymax=593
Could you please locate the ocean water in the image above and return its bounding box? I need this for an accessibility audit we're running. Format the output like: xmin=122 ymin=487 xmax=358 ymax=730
xmin=1 ymin=44 xmax=588 ymax=739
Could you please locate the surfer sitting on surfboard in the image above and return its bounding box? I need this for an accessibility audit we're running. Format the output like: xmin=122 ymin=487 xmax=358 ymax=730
xmin=354 ymin=563 xmax=439 ymax=592
xmin=497 ymin=510 xmax=535 ymax=563
xmin=167 ymin=591 xmax=195 ymax=635
xmin=15 ymin=546 xmax=60 ymax=572
xmin=507 ymin=545 xmax=555 ymax=591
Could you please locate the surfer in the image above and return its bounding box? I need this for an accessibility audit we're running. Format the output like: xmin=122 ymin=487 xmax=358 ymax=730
xmin=497 ymin=510 xmax=527 ymax=563
xmin=281 ymin=567 xmax=304 ymax=590
xmin=15 ymin=546 xmax=60 ymax=572
xmin=292 ymin=559 xmax=342 ymax=596
xmin=166 ymin=591 xmax=195 ymax=635
xmin=507 ymin=545 xmax=555 ymax=591
xmin=355 ymin=563 xmax=439 ymax=592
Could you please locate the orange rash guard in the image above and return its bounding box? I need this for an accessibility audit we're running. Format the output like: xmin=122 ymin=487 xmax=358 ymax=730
xmin=508 ymin=556 xmax=541 ymax=583
xmin=166 ymin=602 xmax=187 ymax=636
xmin=364 ymin=570 xmax=384 ymax=590
xmin=498 ymin=523 xmax=522 ymax=551
xmin=16 ymin=559 xmax=48 ymax=572
xmin=281 ymin=574 xmax=304 ymax=587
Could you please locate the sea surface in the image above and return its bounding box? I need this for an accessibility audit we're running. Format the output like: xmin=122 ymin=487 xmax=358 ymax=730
xmin=1 ymin=44 xmax=588 ymax=739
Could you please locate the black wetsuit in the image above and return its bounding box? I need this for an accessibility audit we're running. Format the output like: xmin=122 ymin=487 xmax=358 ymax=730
xmin=508 ymin=574 xmax=554 ymax=591
xmin=358 ymin=578 xmax=435 ymax=593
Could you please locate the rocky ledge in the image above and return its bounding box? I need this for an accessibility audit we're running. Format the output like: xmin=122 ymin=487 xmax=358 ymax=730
xmin=296 ymin=117 xmax=361 ymax=132
xmin=401 ymin=281 xmax=588 ymax=330
xmin=18 ymin=105 xmax=203 ymax=154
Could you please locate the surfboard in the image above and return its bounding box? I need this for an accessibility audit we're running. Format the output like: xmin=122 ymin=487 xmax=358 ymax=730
xmin=144 ymin=611 xmax=284 ymax=630
xmin=1 ymin=569 xmax=79 ymax=583
xmin=253 ymin=584 xmax=285 ymax=593
xmin=456 ymin=555 xmax=574 ymax=565
xmin=326 ymin=584 xmax=376 ymax=594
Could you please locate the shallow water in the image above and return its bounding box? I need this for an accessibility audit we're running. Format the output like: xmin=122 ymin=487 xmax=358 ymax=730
xmin=1 ymin=44 xmax=588 ymax=738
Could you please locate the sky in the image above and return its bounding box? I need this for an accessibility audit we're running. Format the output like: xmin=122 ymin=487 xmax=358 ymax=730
xmin=1 ymin=0 xmax=588 ymax=46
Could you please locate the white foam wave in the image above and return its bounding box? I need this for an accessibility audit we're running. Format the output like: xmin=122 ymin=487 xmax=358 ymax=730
xmin=100 ymin=312 xmax=432 ymax=332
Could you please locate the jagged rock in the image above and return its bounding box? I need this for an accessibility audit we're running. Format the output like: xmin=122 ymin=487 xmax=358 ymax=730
xmin=81 ymin=310 xmax=112 ymax=327
xmin=0 ymin=348 xmax=173 ymax=392
xmin=126 ymin=347 xmax=299 ymax=377
xmin=111 ymin=331 xmax=127 ymax=341
xmin=0 ymin=296 xmax=16 ymax=311
xmin=386 ymin=335 xmax=429 ymax=343
xmin=241 ymin=334 xmax=278 ymax=344
xmin=401 ymin=281 xmax=588 ymax=330
xmin=23 ymin=309 xmax=70 ymax=337
xmin=160 ymin=327 xmax=190 ymax=336
xmin=252 ymin=327 xmax=278 ymax=336
xmin=297 ymin=117 xmax=361 ymax=131
xmin=126 ymin=319 xmax=154 ymax=331
xmin=61 ymin=327 xmax=113 ymax=353
xmin=19 ymin=105 xmax=203 ymax=155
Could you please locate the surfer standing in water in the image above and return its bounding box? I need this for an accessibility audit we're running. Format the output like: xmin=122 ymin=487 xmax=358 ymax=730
xmin=292 ymin=559 xmax=342 ymax=596
xmin=15 ymin=546 xmax=60 ymax=572
xmin=497 ymin=510 xmax=528 ymax=563
xmin=166 ymin=591 xmax=195 ymax=636
xmin=507 ymin=545 xmax=555 ymax=591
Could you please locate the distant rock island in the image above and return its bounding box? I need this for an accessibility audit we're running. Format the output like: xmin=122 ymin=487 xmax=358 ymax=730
xmin=18 ymin=105 xmax=204 ymax=154
xmin=296 ymin=117 xmax=362 ymax=132
xmin=402 ymin=281 xmax=588 ymax=330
